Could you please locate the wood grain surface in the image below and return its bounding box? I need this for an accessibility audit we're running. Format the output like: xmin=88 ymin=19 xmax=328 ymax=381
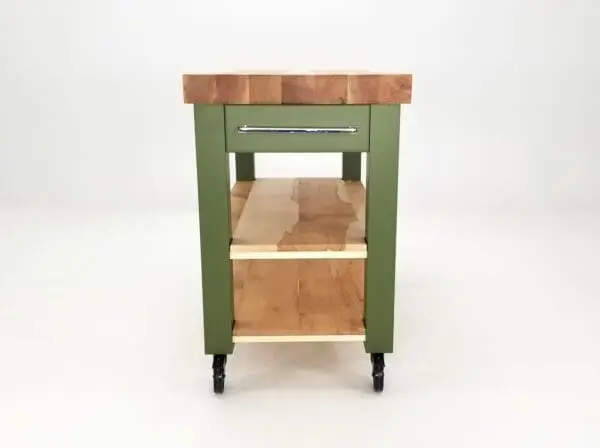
xmin=233 ymin=259 xmax=365 ymax=337
xmin=182 ymin=73 xmax=412 ymax=104
xmin=230 ymin=178 xmax=366 ymax=259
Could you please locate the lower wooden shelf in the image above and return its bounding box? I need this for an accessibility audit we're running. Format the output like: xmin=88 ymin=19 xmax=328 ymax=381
xmin=232 ymin=259 xmax=365 ymax=343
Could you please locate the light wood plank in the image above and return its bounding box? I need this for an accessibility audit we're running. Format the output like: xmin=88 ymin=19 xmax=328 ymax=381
xmin=230 ymin=178 xmax=366 ymax=259
xmin=233 ymin=334 xmax=366 ymax=343
xmin=233 ymin=259 xmax=365 ymax=337
xmin=230 ymin=251 xmax=366 ymax=260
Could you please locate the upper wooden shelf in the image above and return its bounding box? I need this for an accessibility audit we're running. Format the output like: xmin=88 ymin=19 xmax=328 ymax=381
xmin=182 ymin=72 xmax=412 ymax=105
xmin=230 ymin=178 xmax=366 ymax=260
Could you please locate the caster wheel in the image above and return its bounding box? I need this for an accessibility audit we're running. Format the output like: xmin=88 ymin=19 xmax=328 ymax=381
xmin=373 ymin=374 xmax=384 ymax=392
xmin=370 ymin=353 xmax=385 ymax=393
xmin=213 ymin=376 xmax=225 ymax=394
xmin=212 ymin=355 xmax=227 ymax=394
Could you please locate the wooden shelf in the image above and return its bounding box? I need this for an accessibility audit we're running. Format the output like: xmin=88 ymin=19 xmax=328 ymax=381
xmin=230 ymin=178 xmax=366 ymax=260
xmin=233 ymin=259 xmax=365 ymax=342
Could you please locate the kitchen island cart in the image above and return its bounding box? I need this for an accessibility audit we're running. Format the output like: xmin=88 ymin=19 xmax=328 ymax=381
xmin=182 ymin=72 xmax=413 ymax=393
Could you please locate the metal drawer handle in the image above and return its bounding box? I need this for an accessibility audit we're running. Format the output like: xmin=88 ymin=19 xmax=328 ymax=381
xmin=237 ymin=125 xmax=357 ymax=134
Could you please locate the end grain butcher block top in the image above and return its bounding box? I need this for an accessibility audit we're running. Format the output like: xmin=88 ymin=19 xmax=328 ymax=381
xmin=182 ymin=72 xmax=412 ymax=104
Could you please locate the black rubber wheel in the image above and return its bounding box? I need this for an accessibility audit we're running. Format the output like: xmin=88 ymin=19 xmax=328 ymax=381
xmin=373 ymin=374 xmax=384 ymax=392
xmin=213 ymin=376 xmax=225 ymax=394
xmin=370 ymin=353 xmax=385 ymax=393
xmin=212 ymin=354 xmax=227 ymax=394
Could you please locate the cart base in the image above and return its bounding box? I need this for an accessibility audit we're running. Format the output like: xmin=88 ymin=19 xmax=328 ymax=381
xmin=210 ymin=352 xmax=387 ymax=394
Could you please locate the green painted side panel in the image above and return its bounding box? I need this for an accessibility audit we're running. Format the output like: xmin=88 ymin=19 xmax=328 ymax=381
xmin=193 ymin=105 xmax=234 ymax=355
xmin=235 ymin=153 xmax=255 ymax=181
xmin=225 ymin=105 xmax=370 ymax=153
xmin=342 ymin=153 xmax=361 ymax=181
xmin=364 ymin=105 xmax=401 ymax=354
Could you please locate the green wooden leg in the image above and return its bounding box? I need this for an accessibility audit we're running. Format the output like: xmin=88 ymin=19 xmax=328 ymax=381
xmin=364 ymin=105 xmax=401 ymax=354
xmin=235 ymin=153 xmax=255 ymax=181
xmin=342 ymin=153 xmax=361 ymax=181
xmin=193 ymin=105 xmax=234 ymax=355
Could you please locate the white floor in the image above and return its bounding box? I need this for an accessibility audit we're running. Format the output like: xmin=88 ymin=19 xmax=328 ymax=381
xmin=0 ymin=208 xmax=599 ymax=447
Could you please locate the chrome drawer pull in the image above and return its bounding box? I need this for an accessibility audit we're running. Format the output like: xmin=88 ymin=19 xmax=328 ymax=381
xmin=237 ymin=125 xmax=357 ymax=134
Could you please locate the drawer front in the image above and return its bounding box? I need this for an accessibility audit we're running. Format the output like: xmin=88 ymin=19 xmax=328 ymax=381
xmin=225 ymin=105 xmax=370 ymax=153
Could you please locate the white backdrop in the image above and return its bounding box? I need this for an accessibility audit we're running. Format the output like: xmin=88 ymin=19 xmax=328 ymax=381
xmin=1 ymin=0 xmax=599 ymax=212
xmin=2 ymin=2 xmax=600 ymax=446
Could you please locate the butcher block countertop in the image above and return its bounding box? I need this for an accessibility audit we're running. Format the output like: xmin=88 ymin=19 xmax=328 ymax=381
xmin=182 ymin=72 xmax=412 ymax=104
